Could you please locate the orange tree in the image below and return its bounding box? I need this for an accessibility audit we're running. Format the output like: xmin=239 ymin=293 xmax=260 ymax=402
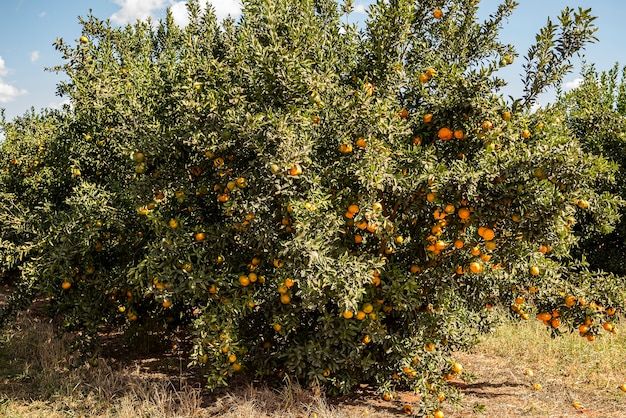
xmin=557 ymin=63 xmax=626 ymax=276
xmin=1 ymin=0 xmax=625 ymax=415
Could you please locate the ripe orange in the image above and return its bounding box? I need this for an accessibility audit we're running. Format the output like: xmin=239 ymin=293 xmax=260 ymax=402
xmin=362 ymin=334 xmax=372 ymax=344
xmin=362 ymin=303 xmax=374 ymax=314
xmin=434 ymin=240 xmax=446 ymax=251
xmin=565 ymin=295 xmax=577 ymax=307
xmin=551 ymin=318 xmax=561 ymax=328
xmin=195 ymin=232 xmax=206 ymax=242
xmin=284 ymin=278 xmax=295 ymax=287
xmin=433 ymin=9 xmax=443 ymax=19
xmin=342 ymin=310 xmax=354 ymax=319
xmin=280 ymin=294 xmax=291 ymax=304
xmin=79 ymin=35 xmax=89 ymax=44
xmin=239 ymin=275 xmax=250 ymax=286
xmin=423 ymin=113 xmax=433 ymax=123
xmin=481 ymin=228 xmax=495 ymax=241
xmin=438 ymin=127 xmax=453 ymax=140
xmin=619 ymin=384 xmax=626 ymax=392
xmin=426 ymin=192 xmax=436 ymax=202
xmin=273 ymin=323 xmax=282 ymax=332
xmin=348 ymin=204 xmax=360 ymax=214
xmin=452 ymin=362 xmax=463 ymax=374
xmin=62 ymin=281 xmax=72 ymax=290
xmin=355 ymin=137 xmax=367 ymax=148
xmin=458 ymin=207 xmax=470 ymax=220
xmin=453 ymin=129 xmax=465 ymax=139
xmin=469 ymin=262 xmax=483 ymax=273
xmin=536 ymin=312 xmax=552 ymax=321
xmin=529 ymin=266 xmax=540 ymax=276
xmin=572 ymin=401 xmax=583 ymax=410
xmin=289 ymin=164 xmax=303 ymax=176
xmin=470 ymin=246 xmax=481 ymax=256
xmin=419 ymin=73 xmax=430 ymax=83
xmin=398 ymin=108 xmax=409 ymax=119
xmin=521 ymin=129 xmax=531 ymax=139
xmin=339 ymin=143 xmax=353 ymax=153
xmin=454 ymin=239 xmax=464 ymax=249
xmin=354 ymin=234 xmax=363 ymax=243
xmin=533 ymin=383 xmax=542 ymax=391
xmin=169 ymin=219 xmax=179 ymax=229
xmin=162 ymin=300 xmax=172 ymax=309
xmin=403 ymin=404 xmax=413 ymax=415
xmin=502 ymin=111 xmax=512 ymax=121
xmin=434 ymin=409 xmax=444 ymax=418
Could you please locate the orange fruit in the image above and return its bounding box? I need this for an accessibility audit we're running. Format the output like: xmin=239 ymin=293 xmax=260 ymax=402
xmin=348 ymin=204 xmax=360 ymax=214
xmin=533 ymin=383 xmax=542 ymax=391
xmin=619 ymin=384 xmax=626 ymax=392
xmin=453 ymin=129 xmax=465 ymax=139
xmin=469 ymin=262 xmax=483 ymax=273
xmin=551 ymin=318 xmax=561 ymax=328
xmin=572 ymin=401 xmax=583 ymax=410
xmin=484 ymin=240 xmax=496 ymax=251
xmin=280 ymin=294 xmax=291 ymax=304
xmin=289 ymin=164 xmax=303 ymax=176
xmin=502 ymin=111 xmax=512 ymax=121
xmin=423 ymin=113 xmax=433 ymax=123
xmin=195 ymin=232 xmax=206 ymax=242
xmin=419 ymin=73 xmax=430 ymax=83
xmin=434 ymin=409 xmax=444 ymax=418
xmin=339 ymin=143 xmax=353 ymax=153
xmin=481 ymin=120 xmax=493 ymax=130
xmin=536 ymin=312 xmax=552 ymax=321
xmin=521 ymin=129 xmax=531 ymax=139
xmin=61 ymin=281 xmax=72 ymax=290
xmin=454 ymin=239 xmax=464 ymax=249
xmin=169 ymin=219 xmax=179 ymax=229
xmin=481 ymin=228 xmax=495 ymax=241
xmin=452 ymin=362 xmax=463 ymax=374
xmin=529 ymin=266 xmax=540 ymax=276
xmin=458 ymin=207 xmax=470 ymax=220
xmin=162 ymin=300 xmax=172 ymax=309
xmin=342 ymin=311 xmax=354 ymax=319
xmin=79 ymin=35 xmax=89 ymax=44
xmin=355 ymin=137 xmax=367 ymax=148
xmin=565 ymin=295 xmax=577 ymax=307
xmin=433 ymin=9 xmax=443 ymax=19
xmin=438 ymin=127 xmax=453 ymax=140
xmin=354 ymin=234 xmax=363 ymax=243
xmin=470 ymin=246 xmax=481 ymax=256
xmin=426 ymin=192 xmax=436 ymax=202
xmin=239 ymin=275 xmax=250 ymax=286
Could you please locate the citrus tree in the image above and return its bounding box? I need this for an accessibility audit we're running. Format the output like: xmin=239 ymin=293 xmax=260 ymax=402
xmin=1 ymin=0 xmax=624 ymax=415
xmin=557 ymin=63 xmax=626 ymax=276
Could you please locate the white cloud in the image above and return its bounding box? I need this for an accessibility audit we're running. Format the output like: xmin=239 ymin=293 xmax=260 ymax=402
xmin=110 ymin=0 xmax=242 ymax=27
xmin=49 ymin=98 xmax=72 ymax=111
xmin=39 ymin=11 xmax=46 ymax=17
xmin=0 ymin=56 xmax=27 ymax=103
xmin=169 ymin=1 xmax=190 ymax=27
xmin=354 ymin=3 xmax=367 ymax=14
xmin=30 ymin=51 xmax=40 ymax=63
xmin=0 ymin=56 xmax=8 ymax=76
xmin=0 ymin=81 xmax=28 ymax=104
xmin=207 ymin=0 xmax=242 ymax=22
xmin=563 ymin=77 xmax=583 ymax=91
xmin=110 ymin=0 xmax=166 ymax=24
xmin=169 ymin=1 xmax=242 ymax=26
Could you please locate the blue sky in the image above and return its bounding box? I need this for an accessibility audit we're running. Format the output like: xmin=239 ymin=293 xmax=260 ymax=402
xmin=1 ymin=0 xmax=625 ymax=121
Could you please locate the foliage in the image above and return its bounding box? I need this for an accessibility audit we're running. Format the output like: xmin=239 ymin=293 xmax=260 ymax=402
xmin=558 ymin=63 xmax=626 ymax=275
xmin=1 ymin=0 xmax=624 ymax=415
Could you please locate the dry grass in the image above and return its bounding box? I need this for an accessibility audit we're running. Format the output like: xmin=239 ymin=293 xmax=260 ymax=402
xmin=1 ymin=313 xmax=625 ymax=417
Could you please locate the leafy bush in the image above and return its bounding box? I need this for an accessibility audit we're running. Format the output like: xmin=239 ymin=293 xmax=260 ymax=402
xmin=1 ymin=0 xmax=624 ymax=415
